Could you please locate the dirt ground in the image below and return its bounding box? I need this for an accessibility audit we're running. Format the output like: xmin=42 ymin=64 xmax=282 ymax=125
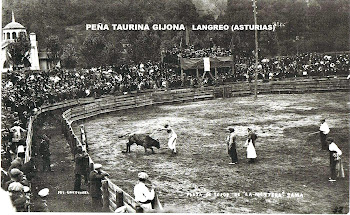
xmin=31 ymin=111 xmax=92 ymax=212
xmin=72 ymin=92 xmax=349 ymax=213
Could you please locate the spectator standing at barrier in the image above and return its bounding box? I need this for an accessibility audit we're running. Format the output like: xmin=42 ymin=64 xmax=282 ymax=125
xmin=8 ymin=157 xmax=24 ymax=173
xmin=80 ymin=125 xmax=89 ymax=152
xmin=89 ymin=164 xmax=109 ymax=212
xmin=3 ymin=128 xmax=16 ymax=159
xmin=319 ymin=119 xmax=330 ymax=150
xmin=21 ymin=157 xmax=36 ymax=181
xmin=74 ymin=145 xmax=89 ymax=191
xmin=327 ymin=137 xmax=344 ymax=182
xmin=39 ymin=136 xmax=52 ymax=172
xmin=23 ymin=186 xmax=31 ymax=212
xmin=227 ymin=127 xmax=238 ymax=164
xmin=246 ymin=128 xmax=258 ymax=163
xmin=34 ymin=188 xmax=50 ymax=212
xmin=1 ymin=167 xmax=11 ymax=189
xmin=4 ymin=168 xmax=28 ymax=191
xmin=17 ymin=145 xmax=25 ymax=159
xmin=10 ymin=121 xmax=26 ymax=150
xmin=134 ymin=172 xmax=155 ymax=211
xmin=8 ymin=182 xmax=28 ymax=212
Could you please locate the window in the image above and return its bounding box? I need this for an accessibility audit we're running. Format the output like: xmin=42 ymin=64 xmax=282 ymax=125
xmin=7 ymin=32 xmax=10 ymax=39
xmin=12 ymin=32 xmax=17 ymax=39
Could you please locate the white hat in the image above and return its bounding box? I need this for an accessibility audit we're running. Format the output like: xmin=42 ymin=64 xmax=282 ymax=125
xmin=8 ymin=182 xmax=24 ymax=192
xmin=138 ymin=172 xmax=148 ymax=180
xmin=17 ymin=145 xmax=25 ymax=153
xmin=38 ymin=188 xmax=49 ymax=197
xmin=94 ymin=164 xmax=102 ymax=169
xmin=23 ymin=186 xmax=30 ymax=193
xmin=10 ymin=168 xmax=23 ymax=177
xmin=11 ymin=157 xmax=22 ymax=166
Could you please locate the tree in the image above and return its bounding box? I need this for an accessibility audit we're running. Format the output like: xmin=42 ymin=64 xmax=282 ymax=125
xmin=7 ymin=34 xmax=31 ymax=70
xmin=46 ymin=35 xmax=62 ymax=66
xmin=80 ymin=33 xmax=107 ymax=68
xmin=104 ymin=41 xmax=123 ymax=66
xmin=61 ymin=44 xmax=78 ymax=69
xmin=129 ymin=31 xmax=161 ymax=63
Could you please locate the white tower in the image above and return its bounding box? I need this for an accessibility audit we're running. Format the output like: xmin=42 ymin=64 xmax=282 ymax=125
xmin=29 ymin=33 xmax=40 ymax=70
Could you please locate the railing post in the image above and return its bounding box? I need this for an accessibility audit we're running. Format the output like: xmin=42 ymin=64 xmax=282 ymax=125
xmin=135 ymin=203 xmax=144 ymax=213
xmin=116 ymin=190 xmax=124 ymax=208
xmin=102 ymin=180 xmax=110 ymax=211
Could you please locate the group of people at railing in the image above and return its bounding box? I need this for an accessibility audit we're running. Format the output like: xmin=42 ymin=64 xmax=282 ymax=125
xmin=1 ymin=116 xmax=53 ymax=212
xmin=162 ymin=44 xmax=232 ymax=64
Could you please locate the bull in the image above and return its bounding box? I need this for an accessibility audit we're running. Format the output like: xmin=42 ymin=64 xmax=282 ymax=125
xmin=123 ymin=134 xmax=160 ymax=154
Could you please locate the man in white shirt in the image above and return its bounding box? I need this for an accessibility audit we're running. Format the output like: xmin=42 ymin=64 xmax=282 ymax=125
xmin=159 ymin=124 xmax=177 ymax=155
xmin=319 ymin=119 xmax=330 ymax=150
xmin=10 ymin=121 xmax=26 ymax=150
xmin=80 ymin=124 xmax=88 ymax=152
xmin=134 ymin=172 xmax=155 ymax=211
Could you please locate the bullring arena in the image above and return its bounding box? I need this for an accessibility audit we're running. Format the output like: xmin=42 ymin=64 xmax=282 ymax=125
xmin=70 ymin=88 xmax=349 ymax=213
xmin=19 ymin=77 xmax=344 ymax=213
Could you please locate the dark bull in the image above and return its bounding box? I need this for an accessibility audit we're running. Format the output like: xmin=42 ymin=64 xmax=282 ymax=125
xmin=124 ymin=134 xmax=160 ymax=154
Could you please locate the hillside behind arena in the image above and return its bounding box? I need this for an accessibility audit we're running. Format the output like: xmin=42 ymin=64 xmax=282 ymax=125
xmin=3 ymin=0 xmax=349 ymax=61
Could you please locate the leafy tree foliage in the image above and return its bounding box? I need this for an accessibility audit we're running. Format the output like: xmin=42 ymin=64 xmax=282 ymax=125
xmin=7 ymin=34 xmax=31 ymax=69
xmin=80 ymin=33 xmax=108 ymax=68
xmin=61 ymin=44 xmax=78 ymax=69
xmin=46 ymin=35 xmax=62 ymax=66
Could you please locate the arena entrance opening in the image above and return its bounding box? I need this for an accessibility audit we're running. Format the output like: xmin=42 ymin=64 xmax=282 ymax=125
xmin=179 ymin=56 xmax=234 ymax=86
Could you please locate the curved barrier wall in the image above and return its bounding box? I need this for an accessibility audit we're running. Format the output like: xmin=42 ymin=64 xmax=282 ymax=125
xmin=23 ymin=77 xmax=349 ymax=211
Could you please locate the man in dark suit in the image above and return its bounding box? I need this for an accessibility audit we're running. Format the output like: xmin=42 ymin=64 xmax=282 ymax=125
xmin=227 ymin=127 xmax=238 ymax=164
xmin=74 ymin=145 xmax=89 ymax=191
xmin=39 ymin=136 xmax=52 ymax=172
xmin=89 ymin=164 xmax=109 ymax=212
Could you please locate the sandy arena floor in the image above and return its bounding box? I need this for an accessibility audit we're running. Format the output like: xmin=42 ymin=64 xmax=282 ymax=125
xmin=73 ymin=92 xmax=349 ymax=213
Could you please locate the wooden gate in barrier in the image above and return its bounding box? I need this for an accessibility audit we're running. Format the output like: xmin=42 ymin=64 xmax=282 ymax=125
xmin=223 ymin=86 xmax=232 ymax=98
